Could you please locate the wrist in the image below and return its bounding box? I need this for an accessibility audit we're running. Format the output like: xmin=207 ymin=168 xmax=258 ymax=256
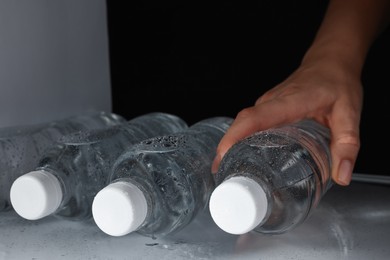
xmin=301 ymin=40 xmax=365 ymax=77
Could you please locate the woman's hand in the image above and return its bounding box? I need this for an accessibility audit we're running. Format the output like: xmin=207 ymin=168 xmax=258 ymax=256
xmin=212 ymin=56 xmax=363 ymax=186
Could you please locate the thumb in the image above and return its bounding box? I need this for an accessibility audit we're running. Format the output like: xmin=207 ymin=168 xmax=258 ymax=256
xmin=329 ymin=119 xmax=361 ymax=186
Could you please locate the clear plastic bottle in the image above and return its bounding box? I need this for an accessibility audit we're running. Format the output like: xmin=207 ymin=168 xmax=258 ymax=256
xmin=10 ymin=112 xmax=188 ymax=221
xmin=0 ymin=111 xmax=125 ymax=211
xmin=209 ymin=119 xmax=333 ymax=235
xmin=92 ymin=116 xmax=233 ymax=238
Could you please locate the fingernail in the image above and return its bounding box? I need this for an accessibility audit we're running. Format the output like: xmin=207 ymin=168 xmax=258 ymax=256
xmin=211 ymin=154 xmax=221 ymax=174
xmin=337 ymin=160 xmax=352 ymax=185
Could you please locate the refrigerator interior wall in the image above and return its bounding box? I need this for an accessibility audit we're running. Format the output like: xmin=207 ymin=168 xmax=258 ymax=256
xmin=0 ymin=0 xmax=112 ymax=128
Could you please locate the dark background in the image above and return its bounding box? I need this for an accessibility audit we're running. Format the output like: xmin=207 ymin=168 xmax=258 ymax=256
xmin=106 ymin=0 xmax=390 ymax=176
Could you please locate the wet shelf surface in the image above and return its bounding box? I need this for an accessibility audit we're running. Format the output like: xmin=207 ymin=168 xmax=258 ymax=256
xmin=0 ymin=180 xmax=389 ymax=260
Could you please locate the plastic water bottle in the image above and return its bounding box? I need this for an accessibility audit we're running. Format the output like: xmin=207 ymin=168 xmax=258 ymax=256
xmin=0 ymin=111 xmax=125 ymax=211
xmin=92 ymin=116 xmax=233 ymax=238
xmin=10 ymin=112 xmax=188 ymax=221
xmin=209 ymin=119 xmax=333 ymax=235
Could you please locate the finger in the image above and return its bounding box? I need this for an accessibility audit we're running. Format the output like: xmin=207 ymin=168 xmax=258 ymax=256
xmin=329 ymin=104 xmax=361 ymax=186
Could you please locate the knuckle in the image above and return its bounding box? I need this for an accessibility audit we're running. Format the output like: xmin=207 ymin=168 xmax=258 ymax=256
xmin=335 ymin=134 xmax=360 ymax=149
xmin=235 ymin=107 xmax=256 ymax=120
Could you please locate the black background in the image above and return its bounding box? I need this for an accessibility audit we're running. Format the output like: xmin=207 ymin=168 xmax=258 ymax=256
xmin=106 ymin=1 xmax=390 ymax=176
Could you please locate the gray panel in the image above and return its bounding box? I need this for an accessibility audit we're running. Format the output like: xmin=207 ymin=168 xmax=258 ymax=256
xmin=0 ymin=0 xmax=111 ymax=128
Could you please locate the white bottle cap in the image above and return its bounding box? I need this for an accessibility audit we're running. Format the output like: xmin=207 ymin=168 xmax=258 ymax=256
xmin=10 ymin=170 xmax=63 ymax=220
xmin=92 ymin=181 xmax=148 ymax=237
xmin=209 ymin=176 xmax=268 ymax=235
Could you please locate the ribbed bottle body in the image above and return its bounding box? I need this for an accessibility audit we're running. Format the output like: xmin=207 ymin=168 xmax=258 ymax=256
xmin=33 ymin=113 xmax=188 ymax=220
xmin=0 ymin=111 xmax=125 ymax=211
xmin=214 ymin=119 xmax=332 ymax=234
xmin=107 ymin=117 xmax=233 ymax=237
